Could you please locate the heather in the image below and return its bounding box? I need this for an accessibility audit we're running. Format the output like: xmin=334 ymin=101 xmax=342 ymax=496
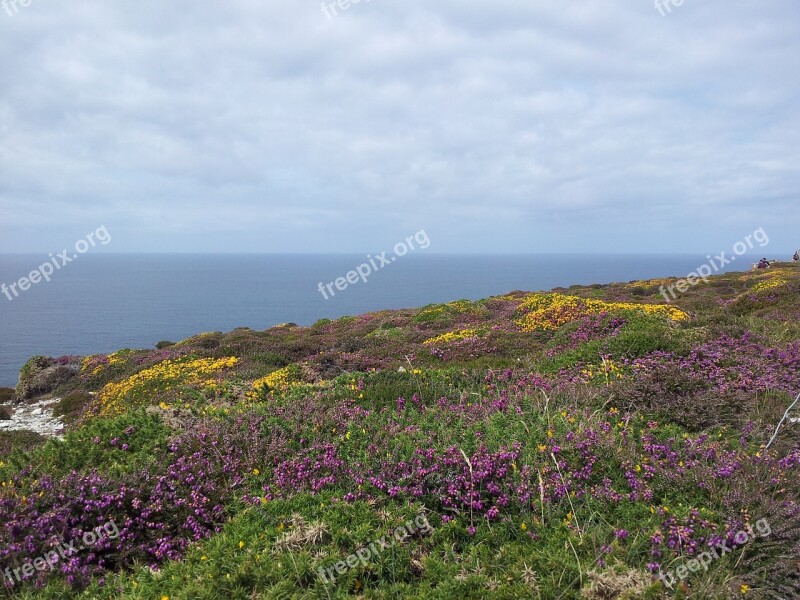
xmin=2 ymin=265 xmax=799 ymax=598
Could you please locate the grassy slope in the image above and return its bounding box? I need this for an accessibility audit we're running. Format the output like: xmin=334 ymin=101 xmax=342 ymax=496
xmin=1 ymin=264 xmax=799 ymax=599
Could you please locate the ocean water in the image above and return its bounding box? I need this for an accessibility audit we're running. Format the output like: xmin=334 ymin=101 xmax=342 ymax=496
xmin=0 ymin=253 xmax=748 ymax=387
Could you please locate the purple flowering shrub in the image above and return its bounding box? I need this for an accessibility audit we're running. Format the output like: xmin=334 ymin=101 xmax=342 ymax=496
xmin=717 ymin=453 xmax=800 ymax=599
xmin=627 ymin=334 xmax=800 ymax=395
xmin=545 ymin=312 xmax=627 ymax=357
xmin=53 ymin=356 xmax=82 ymax=367
xmin=133 ymin=346 xmax=195 ymax=367
xmin=601 ymin=334 xmax=800 ymax=430
xmin=1 ymin=362 xmax=799 ymax=595
xmin=257 ymin=369 xmax=797 ymax=533
xmin=0 ymin=413 xmax=275 ymax=590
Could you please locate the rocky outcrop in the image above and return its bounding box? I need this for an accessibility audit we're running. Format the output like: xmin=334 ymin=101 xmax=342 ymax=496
xmin=15 ymin=356 xmax=81 ymax=401
xmin=0 ymin=397 xmax=64 ymax=437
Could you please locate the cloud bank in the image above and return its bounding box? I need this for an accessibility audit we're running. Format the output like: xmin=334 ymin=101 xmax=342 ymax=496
xmin=1 ymin=0 xmax=798 ymax=253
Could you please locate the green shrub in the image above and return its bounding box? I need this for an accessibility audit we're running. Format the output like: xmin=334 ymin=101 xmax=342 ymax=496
xmin=537 ymin=340 xmax=605 ymax=373
xmin=156 ymin=340 xmax=176 ymax=349
xmin=53 ymin=390 xmax=93 ymax=424
xmin=537 ymin=313 xmax=689 ymax=373
xmin=197 ymin=337 xmax=221 ymax=349
xmin=0 ymin=405 xmax=11 ymax=420
xmin=248 ymin=352 xmax=290 ymax=368
xmin=411 ymin=300 xmax=483 ymax=326
xmin=336 ymin=336 xmax=366 ymax=352
xmin=0 ymin=411 xmax=171 ymax=479
xmin=0 ymin=430 xmax=44 ymax=457
xmin=605 ymin=325 xmax=685 ymax=357
xmin=0 ymin=388 xmax=14 ymax=403
xmin=366 ymin=326 xmax=404 ymax=340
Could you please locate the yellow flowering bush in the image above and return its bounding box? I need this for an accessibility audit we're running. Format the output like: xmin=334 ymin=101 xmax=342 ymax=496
xmin=107 ymin=350 xmax=135 ymax=366
xmin=516 ymin=293 xmax=688 ymax=332
xmin=93 ymin=357 xmax=239 ymax=416
xmin=751 ymin=274 xmax=791 ymax=293
xmin=422 ymin=329 xmax=480 ymax=346
xmin=81 ymin=350 xmax=138 ymax=378
xmin=247 ymin=365 xmax=303 ymax=400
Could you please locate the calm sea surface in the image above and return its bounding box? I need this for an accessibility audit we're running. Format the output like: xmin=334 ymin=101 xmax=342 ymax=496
xmin=0 ymin=254 xmax=748 ymax=386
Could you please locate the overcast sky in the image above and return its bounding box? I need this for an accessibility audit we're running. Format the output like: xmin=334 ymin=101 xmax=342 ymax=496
xmin=0 ymin=1 xmax=798 ymax=254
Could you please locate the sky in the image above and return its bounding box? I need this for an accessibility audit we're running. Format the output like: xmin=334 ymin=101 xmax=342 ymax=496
xmin=0 ymin=1 xmax=798 ymax=254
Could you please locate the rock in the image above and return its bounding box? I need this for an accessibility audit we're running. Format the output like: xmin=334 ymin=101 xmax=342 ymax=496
xmin=16 ymin=356 xmax=81 ymax=401
xmin=0 ymin=396 xmax=64 ymax=438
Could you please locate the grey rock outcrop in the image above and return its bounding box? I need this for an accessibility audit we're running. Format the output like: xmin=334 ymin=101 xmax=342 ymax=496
xmin=15 ymin=356 xmax=81 ymax=401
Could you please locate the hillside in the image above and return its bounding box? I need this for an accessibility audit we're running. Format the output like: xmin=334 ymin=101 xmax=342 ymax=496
xmin=1 ymin=264 xmax=799 ymax=599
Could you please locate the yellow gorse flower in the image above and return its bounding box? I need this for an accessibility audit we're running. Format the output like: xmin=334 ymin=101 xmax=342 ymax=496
xmin=423 ymin=329 xmax=480 ymax=346
xmin=107 ymin=350 xmax=133 ymax=366
xmin=81 ymin=350 xmax=137 ymax=377
xmin=247 ymin=365 xmax=303 ymax=400
xmin=93 ymin=357 xmax=239 ymax=416
xmin=516 ymin=292 xmax=688 ymax=332
xmin=750 ymin=269 xmax=791 ymax=294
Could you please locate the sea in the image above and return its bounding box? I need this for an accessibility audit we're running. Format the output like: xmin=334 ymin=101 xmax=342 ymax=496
xmin=0 ymin=253 xmax=755 ymax=387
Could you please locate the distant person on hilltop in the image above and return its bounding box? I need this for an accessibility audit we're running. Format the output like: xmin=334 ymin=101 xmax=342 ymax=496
xmin=757 ymin=258 xmax=771 ymax=269
xmin=794 ymin=250 xmax=799 ymax=262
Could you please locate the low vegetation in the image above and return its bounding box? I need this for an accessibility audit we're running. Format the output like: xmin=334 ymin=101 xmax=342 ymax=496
xmin=1 ymin=264 xmax=799 ymax=599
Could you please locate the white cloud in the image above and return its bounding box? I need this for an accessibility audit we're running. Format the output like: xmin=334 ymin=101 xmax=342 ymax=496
xmin=0 ymin=0 xmax=798 ymax=253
